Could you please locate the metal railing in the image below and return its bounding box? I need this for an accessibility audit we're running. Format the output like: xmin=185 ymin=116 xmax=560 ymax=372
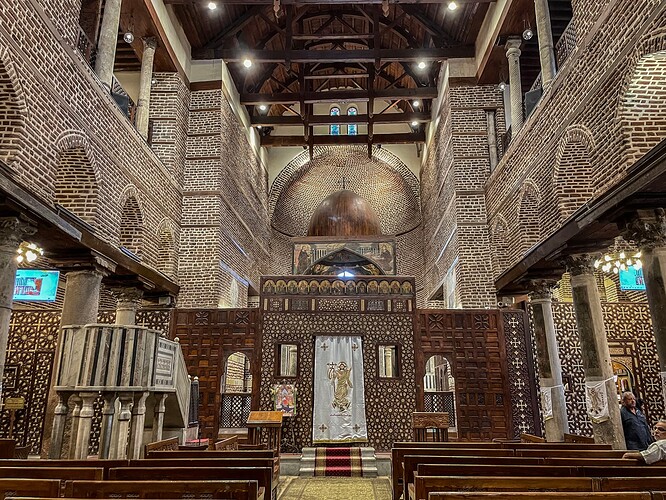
xmin=556 ymin=20 xmax=577 ymax=69
xmin=76 ymin=25 xmax=96 ymax=68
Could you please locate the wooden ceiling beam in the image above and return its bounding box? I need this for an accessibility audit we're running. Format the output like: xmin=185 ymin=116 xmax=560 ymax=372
xmin=198 ymin=47 xmax=473 ymax=61
xmin=165 ymin=0 xmax=493 ymax=3
xmin=398 ymin=5 xmax=456 ymax=46
xmin=251 ymin=112 xmax=430 ymax=125
xmin=241 ymin=87 xmax=438 ymax=104
xmin=260 ymin=131 xmax=425 ymax=147
xmin=202 ymin=5 xmax=267 ymax=50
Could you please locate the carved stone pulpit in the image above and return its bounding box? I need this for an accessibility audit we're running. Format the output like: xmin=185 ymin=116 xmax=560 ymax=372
xmin=246 ymin=411 xmax=284 ymax=451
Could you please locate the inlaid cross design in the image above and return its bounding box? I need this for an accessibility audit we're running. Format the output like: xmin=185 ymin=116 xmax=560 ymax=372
xmin=319 ymin=424 xmax=328 ymax=432
xmin=352 ymin=343 xmax=358 ymax=351
xmin=320 ymin=342 xmax=329 ymax=351
xmin=353 ymin=424 xmax=360 ymax=433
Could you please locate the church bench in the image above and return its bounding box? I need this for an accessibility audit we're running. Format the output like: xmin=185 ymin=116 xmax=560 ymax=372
xmin=503 ymin=443 xmax=613 ymax=450
xmin=0 ymin=467 xmax=103 ymax=481
xmin=412 ymin=475 xmax=596 ymax=500
xmin=144 ymin=437 xmax=179 ymax=456
xmin=214 ymin=436 xmax=239 ymax=450
xmin=0 ymin=460 xmax=127 ymax=479
xmin=426 ymin=493 xmax=651 ymax=500
xmin=520 ymin=433 xmax=547 ymax=443
xmin=545 ymin=458 xmax=641 ymax=466
xmin=63 ymin=479 xmax=261 ymax=499
xmin=564 ymin=434 xmax=596 ymax=444
xmin=579 ymin=466 xmax=666 ymax=477
xmin=516 ymin=449 xmax=627 ymax=458
xmin=600 ymin=478 xmax=666 ymax=492
xmin=0 ymin=478 xmax=60 ymax=497
xmin=109 ymin=466 xmax=274 ymax=498
xmin=145 ymin=450 xmax=275 ymax=458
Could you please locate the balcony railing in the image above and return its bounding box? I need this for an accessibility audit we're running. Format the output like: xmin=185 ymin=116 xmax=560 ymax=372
xmin=528 ymin=19 xmax=578 ymax=93
xmin=76 ymin=25 xmax=96 ymax=68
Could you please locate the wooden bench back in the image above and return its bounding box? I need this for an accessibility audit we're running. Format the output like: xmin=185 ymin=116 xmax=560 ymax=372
xmin=64 ymin=479 xmax=259 ymax=499
xmin=393 ymin=442 xmax=501 ymax=449
xmin=427 ymin=493 xmax=651 ymax=500
xmin=516 ymin=449 xmax=626 ymax=458
xmin=144 ymin=437 xmax=179 ymax=457
xmin=564 ymin=434 xmax=596 ymax=444
xmin=146 ymin=450 xmax=275 ymax=459
xmin=503 ymin=443 xmax=613 ymax=450
xmin=0 ymin=467 xmax=103 ymax=481
xmin=417 ymin=464 xmax=579 ymax=478
xmin=214 ymin=436 xmax=239 ymax=450
xmin=0 ymin=478 xmax=60 ymax=497
xmin=600 ymin=478 xmax=666 ymax=492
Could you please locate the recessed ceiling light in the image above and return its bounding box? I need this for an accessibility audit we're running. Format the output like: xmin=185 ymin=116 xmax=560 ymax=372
xmin=417 ymin=61 xmax=427 ymax=70
xmin=498 ymin=81 xmax=507 ymax=91
xmin=243 ymin=58 xmax=252 ymax=68
xmin=259 ymin=104 xmax=267 ymax=111
xmin=123 ymin=32 xmax=134 ymax=44
xmin=522 ymin=28 xmax=534 ymax=40
xmin=447 ymin=1 xmax=458 ymax=11
xmin=207 ymin=1 xmax=217 ymax=10
xmin=411 ymin=121 xmax=418 ymax=127
xmin=257 ymin=125 xmax=263 ymax=129
xmin=412 ymin=100 xmax=420 ymax=107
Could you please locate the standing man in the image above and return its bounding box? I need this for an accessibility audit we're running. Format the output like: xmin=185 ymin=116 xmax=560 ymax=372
xmin=620 ymin=391 xmax=653 ymax=450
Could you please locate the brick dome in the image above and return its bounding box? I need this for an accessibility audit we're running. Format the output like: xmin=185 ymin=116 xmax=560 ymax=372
xmin=307 ymin=190 xmax=382 ymax=237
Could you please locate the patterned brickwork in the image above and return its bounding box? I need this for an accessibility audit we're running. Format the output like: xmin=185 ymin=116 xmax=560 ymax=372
xmin=421 ymin=85 xmax=503 ymax=307
xmin=486 ymin=4 xmax=666 ymax=281
xmin=0 ymin=58 xmax=25 ymax=168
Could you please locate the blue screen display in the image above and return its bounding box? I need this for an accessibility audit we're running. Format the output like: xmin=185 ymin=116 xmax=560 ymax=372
xmin=13 ymin=269 xmax=60 ymax=302
xmin=619 ymin=267 xmax=646 ymax=291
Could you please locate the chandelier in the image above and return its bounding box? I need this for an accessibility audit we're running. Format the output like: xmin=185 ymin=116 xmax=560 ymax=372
xmin=594 ymin=251 xmax=642 ymax=274
xmin=16 ymin=242 xmax=43 ymax=264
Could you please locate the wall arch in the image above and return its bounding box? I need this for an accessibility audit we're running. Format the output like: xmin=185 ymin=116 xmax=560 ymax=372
xmin=118 ymin=185 xmax=144 ymax=257
xmin=0 ymin=48 xmax=27 ymax=168
xmin=518 ymin=180 xmax=541 ymax=255
xmin=157 ymin=218 xmax=178 ymax=280
xmin=491 ymin=214 xmax=510 ymax=276
xmin=553 ymin=125 xmax=596 ymax=222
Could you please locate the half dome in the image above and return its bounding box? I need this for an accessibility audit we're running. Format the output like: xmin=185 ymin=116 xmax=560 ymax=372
xmin=307 ymin=190 xmax=382 ymax=237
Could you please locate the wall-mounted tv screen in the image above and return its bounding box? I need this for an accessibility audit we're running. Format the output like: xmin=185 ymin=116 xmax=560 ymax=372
xmin=13 ymin=269 xmax=60 ymax=302
xmin=619 ymin=267 xmax=646 ymax=291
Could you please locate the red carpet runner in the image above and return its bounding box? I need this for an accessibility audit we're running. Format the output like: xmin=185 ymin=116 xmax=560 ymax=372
xmin=313 ymin=447 xmax=364 ymax=477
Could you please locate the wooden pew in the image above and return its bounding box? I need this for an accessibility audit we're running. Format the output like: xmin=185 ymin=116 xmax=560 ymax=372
xmin=0 ymin=467 xmax=103 ymax=481
xmin=144 ymin=437 xmax=179 ymax=457
xmin=413 ymin=476 xmax=596 ymax=500
xmin=110 ymin=466 xmax=273 ymax=498
xmin=427 ymin=493 xmax=651 ymax=500
xmin=0 ymin=460 xmax=127 ymax=480
xmin=214 ymin=436 xmax=239 ymax=450
xmin=503 ymin=443 xmax=613 ymax=450
xmin=516 ymin=449 xmax=626 ymax=458
xmin=600 ymin=478 xmax=666 ymax=491
xmin=0 ymin=478 xmax=60 ymax=497
xmin=564 ymin=434 xmax=595 ymax=444
xmin=64 ymin=479 xmax=260 ymax=499
xmin=520 ymin=433 xmax=547 ymax=443
xmin=145 ymin=450 xmax=275 ymax=459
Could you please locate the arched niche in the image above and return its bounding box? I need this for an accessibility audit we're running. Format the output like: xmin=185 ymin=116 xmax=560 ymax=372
xmin=118 ymin=189 xmax=144 ymax=258
xmin=423 ymin=354 xmax=456 ymax=429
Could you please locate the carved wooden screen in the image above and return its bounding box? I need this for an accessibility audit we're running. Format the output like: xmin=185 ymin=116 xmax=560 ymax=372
xmin=415 ymin=310 xmax=514 ymax=440
xmin=171 ymin=309 xmax=260 ymax=440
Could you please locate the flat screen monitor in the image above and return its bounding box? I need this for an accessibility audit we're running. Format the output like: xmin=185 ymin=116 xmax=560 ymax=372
xmin=619 ymin=267 xmax=646 ymax=291
xmin=13 ymin=269 xmax=60 ymax=302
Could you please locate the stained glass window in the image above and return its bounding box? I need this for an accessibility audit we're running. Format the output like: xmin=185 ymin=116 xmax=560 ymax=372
xmin=330 ymin=107 xmax=340 ymax=135
xmin=347 ymin=106 xmax=358 ymax=135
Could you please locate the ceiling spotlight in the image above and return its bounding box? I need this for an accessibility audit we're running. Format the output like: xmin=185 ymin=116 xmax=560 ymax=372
xmin=207 ymin=1 xmax=217 ymax=9
xmin=243 ymin=58 xmax=252 ymax=68
xmin=259 ymin=104 xmax=267 ymax=111
xmin=417 ymin=61 xmax=427 ymax=70
xmin=411 ymin=120 xmax=419 ymax=127
xmin=123 ymin=31 xmax=134 ymax=44
xmin=498 ymin=81 xmax=507 ymax=91
xmin=412 ymin=100 xmax=420 ymax=107
xmin=447 ymin=1 xmax=458 ymax=10
xmin=522 ymin=27 xmax=534 ymax=40
xmin=257 ymin=125 xmax=263 ymax=129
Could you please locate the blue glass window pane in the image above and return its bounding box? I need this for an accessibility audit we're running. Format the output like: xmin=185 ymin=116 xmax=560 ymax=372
xmin=348 ymin=107 xmax=357 ymax=116
xmin=330 ymin=107 xmax=340 ymax=134
xmin=348 ymin=124 xmax=358 ymax=135
xmin=330 ymin=107 xmax=340 ymax=116
xmin=330 ymin=124 xmax=340 ymax=135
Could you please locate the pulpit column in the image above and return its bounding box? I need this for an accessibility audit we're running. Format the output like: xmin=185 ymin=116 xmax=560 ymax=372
xmin=128 ymin=391 xmax=150 ymax=459
xmin=109 ymin=392 xmax=134 ymax=459
xmin=567 ymin=254 xmax=625 ymax=449
xmin=527 ymin=279 xmax=569 ymax=441
xmin=113 ymin=286 xmax=143 ymax=325
xmin=74 ymin=393 xmax=98 ymax=459
xmin=97 ymin=393 xmax=117 ymax=459
xmin=152 ymin=393 xmax=168 ymax=442
xmin=67 ymin=395 xmax=82 ymax=458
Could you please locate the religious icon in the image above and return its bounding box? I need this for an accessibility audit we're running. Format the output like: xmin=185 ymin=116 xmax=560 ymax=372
xmin=328 ymin=361 xmax=353 ymax=412
xmin=273 ymin=383 xmax=296 ymax=417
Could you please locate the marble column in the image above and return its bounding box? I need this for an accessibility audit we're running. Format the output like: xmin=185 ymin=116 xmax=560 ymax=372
xmin=534 ymin=0 xmax=557 ymax=89
xmin=623 ymin=208 xmax=666 ymax=405
xmin=567 ymin=255 xmax=625 ymax=449
xmin=0 ymin=217 xmax=35 ymax=402
xmin=135 ymin=37 xmax=157 ymax=139
xmin=527 ymin=279 xmax=569 ymax=441
xmin=486 ymin=109 xmax=499 ymax=170
xmin=50 ymin=393 xmax=71 ymax=459
xmin=94 ymin=0 xmax=122 ymax=90
xmin=67 ymin=395 xmax=82 ymax=459
xmin=113 ymin=286 xmax=143 ymax=325
xmin=109 ymin=392 xmax=134 ymax=459
xmin=151 ymin=393 xmax=169 ymax=442
xmin=128 ymin=391 xmax=150 ymax=459
xmin=74 ymin=392 xmax=98 ymax=459
xmin=97 ymin=393 xmax=117 ymax=459
xmin=505 ymin=37 xmax=524 ymax=135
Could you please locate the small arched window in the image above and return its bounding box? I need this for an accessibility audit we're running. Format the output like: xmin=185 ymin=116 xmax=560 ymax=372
xmin=347 ymin=106 xmax=358 ymax=135
xmin=330 ymin=106 xmax=341 ymax=135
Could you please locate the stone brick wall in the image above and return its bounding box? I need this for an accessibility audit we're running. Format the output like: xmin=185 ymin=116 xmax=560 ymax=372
xmin=178 ymin=88 xmax=271 ymax=308
xmin=421 ymin=84 xmax=504 ymax=308
xmin=486 ymin=3 xmax=666 ymax=281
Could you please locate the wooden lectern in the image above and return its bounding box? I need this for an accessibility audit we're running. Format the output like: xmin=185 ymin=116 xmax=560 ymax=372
xmin=246 ymin=411 xmax=284 ymax=452
xmin=412 ymin=412 xmax=449 ymax=442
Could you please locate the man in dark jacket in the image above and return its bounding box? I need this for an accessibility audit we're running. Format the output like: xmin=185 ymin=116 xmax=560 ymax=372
xmin=621 ymin=391 xmax=653 ymax=450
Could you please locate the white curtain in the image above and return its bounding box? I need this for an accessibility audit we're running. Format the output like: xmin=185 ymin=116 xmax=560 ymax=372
xmin=312 ymin=336 xmax=368 ymax=444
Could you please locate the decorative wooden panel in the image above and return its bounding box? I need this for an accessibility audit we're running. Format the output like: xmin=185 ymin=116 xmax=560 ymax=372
xmin=415 ymin=310 xmax=514 ymax=441
xmin=172 ymin=309 xmax=261 ymax=439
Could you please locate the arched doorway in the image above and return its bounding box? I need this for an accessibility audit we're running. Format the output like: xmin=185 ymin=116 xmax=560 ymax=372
xmin=220 ymin=352 xmax=252 ymax=429
xmin=423 ymin=355 xmax=456 ymax=429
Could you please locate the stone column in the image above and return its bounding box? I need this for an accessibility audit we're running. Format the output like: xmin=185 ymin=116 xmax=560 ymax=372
xmin=0 ymin=217 xmax=35 ymax=402
xmin=135 ymin=37 xmax=158 ymax=139
xmin=94 ymin=0 xmax=123 ymax=90
xmin=74 ymin=392 xmax=98 ymax=459
xmin=505 ymin=37 xmax=524 ymax=135
xmin=97 ymin=393 xmax=116 ymax=459
xmin=527 ymin=279 xmax=569 ymax=441
xmin=567 ymin=255 xmax=625 ymax=449
xmin=50 ymin=393 xmax=70 ymax=458
xmin=113 ymin=287 xmax=143 ymax=325
xmin=152 ymin=393 xmax=169 ymax=442
xmin=109 ymin=392 xmax=134 ymax=459
xmin=128 ymin=391 xmax=150 ymax=459
xmin=534 ymin=0 xmax=557 ymax=89
xmin=67 ymin=395 xmax=82 ymax=458
xmin=486 ymin=109 xmax=499 ymax=170
xmin=623 ymin=208 xmax=666 ymax=405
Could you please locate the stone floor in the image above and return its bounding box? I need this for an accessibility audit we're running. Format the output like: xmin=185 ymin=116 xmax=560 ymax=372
xmin=277 ymin=476 xmax=392 ymax=500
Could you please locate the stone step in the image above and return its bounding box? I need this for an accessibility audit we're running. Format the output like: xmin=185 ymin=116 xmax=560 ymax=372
xmin=299 ymin=447 xmax=377 ymax=477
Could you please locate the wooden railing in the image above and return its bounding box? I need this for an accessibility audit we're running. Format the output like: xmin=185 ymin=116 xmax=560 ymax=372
xmin=556 ymin=19 xmax=578 ymax=69
xmin=220 ymin=393 xmax=252 ymax=428
xmin=423 ymin=390 xmax=456 ymax=427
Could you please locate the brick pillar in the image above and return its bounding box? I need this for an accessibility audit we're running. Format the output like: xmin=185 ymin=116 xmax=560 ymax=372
xmin=527 ymin=279 xmax=569 ymax=441
xmin=567 ymin=254 xmax=625 ymax=449
xmin=534 ymin=0 xmax=557 ymax=89
xmin=505 ymin=37 xmax=524 ymax=135
xmin=0 ymin=217 xmax=35 ymax=402
xmin=94 ymin=0 xmax=122 ymax=90
xmin=135 ymin=37 xmax=157 ymax=139
xmin=623 ymin=208 xmax=666 ymax=407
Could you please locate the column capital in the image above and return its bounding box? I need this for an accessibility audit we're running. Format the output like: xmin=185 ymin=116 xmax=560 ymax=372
xmin=526 ymin=279 xmax=559 ymax=300
xmin=564 ymin=253 xmax=599 ymax=277
xmin=142 ymin=36 xmax=158 ymax=51
xmin=110 ymin=286 xmax=144 ymax=307
xmin=54 ymin=252 xmax=116 ymax=277
xmin=622 ymin=208 xmax=666 ymax=250
xmin=505 ymin=37 xmax=522 ymax=56
xmin=0 ymin=217 xmax=36 ymax=251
